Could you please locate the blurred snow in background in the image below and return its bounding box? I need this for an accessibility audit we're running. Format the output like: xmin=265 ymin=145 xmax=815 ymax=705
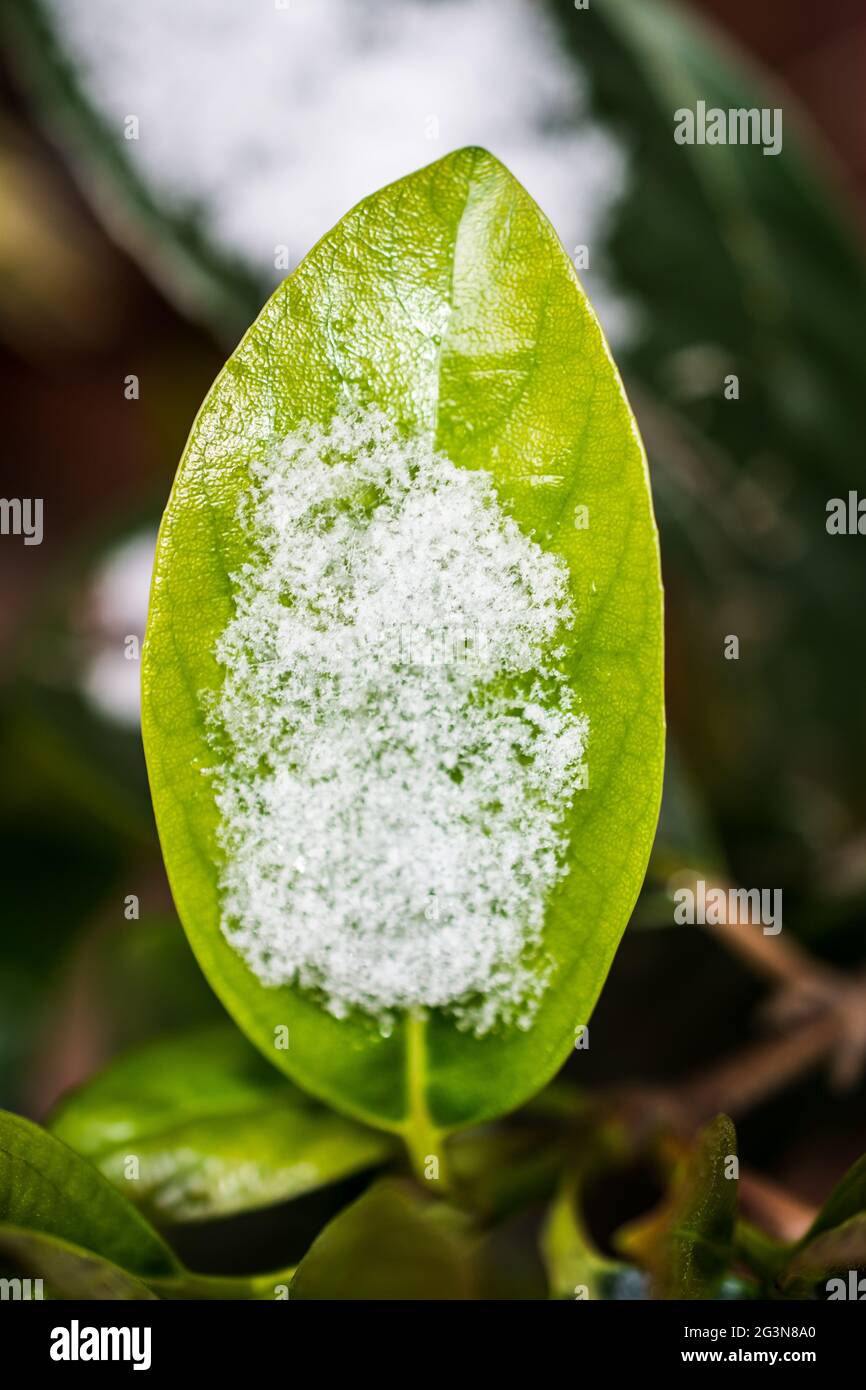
xmin=47 ymin=0 xmax=634 ymax=340
xmin=83 ymin=528 xmax=156 ymax=725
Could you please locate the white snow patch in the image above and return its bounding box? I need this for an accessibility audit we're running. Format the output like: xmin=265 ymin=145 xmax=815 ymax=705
xmin=206 ymin=408 xmax=588 ymax=1034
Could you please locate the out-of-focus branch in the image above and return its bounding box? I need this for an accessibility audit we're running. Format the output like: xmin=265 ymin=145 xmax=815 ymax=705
xmin=738 ymin=1168 xmax=816 ymax=1244
xmin=615 ymin=907 xmax=866 ymax=1140
xmin=674 ymin=1007 xmax=840 ymax=1125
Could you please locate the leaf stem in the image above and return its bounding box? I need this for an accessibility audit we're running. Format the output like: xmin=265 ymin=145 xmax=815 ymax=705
xmin=403 ymin=1011 xmax=450 ymax=1191
xmin=150 ymin=1266 xmax=297 ymax=1300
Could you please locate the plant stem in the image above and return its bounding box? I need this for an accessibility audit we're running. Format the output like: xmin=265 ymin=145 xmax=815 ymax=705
xmin=403 ymin=1011 xmax=450 ymax=1191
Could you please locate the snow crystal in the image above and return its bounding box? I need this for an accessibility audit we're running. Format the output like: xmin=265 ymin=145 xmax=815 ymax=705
xmin=206 ymin=408 xmax=587 ymax=1035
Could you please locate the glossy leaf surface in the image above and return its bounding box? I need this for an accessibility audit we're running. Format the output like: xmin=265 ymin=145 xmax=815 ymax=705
xmin=142 ymin=147 xmax=664 ymax=1142
xmin=49 ymin=1025 xmax=393 ymax=1223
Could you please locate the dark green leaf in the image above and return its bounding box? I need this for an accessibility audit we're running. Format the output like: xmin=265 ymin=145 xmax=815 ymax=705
xmin=783 ymin=1214 xmax=866 ymax=1294
xmin=0 ymin=1110 xmax=179 ymax=1289
xmin=289 ymin=1179 xmax=477 ymax=1300
xmin=617 ymin=1115 xmax=738 ymax=1299
xmin=0 ymin=1226 xmax=156 ymax=1300
xmin=798 ymin=1153 xmax=866 ymax=1243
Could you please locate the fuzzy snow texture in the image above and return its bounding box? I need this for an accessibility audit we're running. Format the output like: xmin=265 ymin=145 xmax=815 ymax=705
xmin=46 ymin=0 xmax=634 ymax=342
xmin=206 ymin=409 xmax=588 ymax=1035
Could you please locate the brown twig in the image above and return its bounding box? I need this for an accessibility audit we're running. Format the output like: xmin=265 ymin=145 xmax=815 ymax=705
xmin=674 ymin=1007 xmax=841 ymax=1128
xmin=654 ymin=880 xmax=866 ymax=1123
xmin=614 ymin=914 xmax=866 ymax=1144
xmin=738 ymin=1168 xmax=817 ymax=1244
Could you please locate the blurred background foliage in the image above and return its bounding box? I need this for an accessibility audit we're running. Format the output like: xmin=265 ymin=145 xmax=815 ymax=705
xmin=1 ymin=0 xmax=865 ymax=1292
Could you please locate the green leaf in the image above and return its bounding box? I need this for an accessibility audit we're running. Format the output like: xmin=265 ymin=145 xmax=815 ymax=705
xmin=541 ymin=1170 xmax=627 ymax=1300
xmin=142 ymin=147 xmax=664 ymax=1149
xmin=617 ymin=1115 xmax=738 ymax=1299
xmin=782 ymin=1214 xmax=866 ymax=1294
xmin=0 ymin=1227 xmax=298 ymax=1302
xmin=0 ymin=1226 xmax=157 ymax=1301
xmin=797 ymin=1153 xmax=866 ymax=1243
xmin=774 ymin=1152 xmax=866 ymax=1295
xmin=0 ymin=1109 xmax=301 ymax=1299
xmin=289 ymin=1179 xmax=478 ymax=1300
xmin=49 ymin=1024 xmax=394 ymax=1223
xmin=0 ymin=1110 xmax=179 ymax=1289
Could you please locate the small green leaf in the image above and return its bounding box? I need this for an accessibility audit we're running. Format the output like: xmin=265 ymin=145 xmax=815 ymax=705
xmin=797 ymin=1153 xmax=866 ymax=1244
xmin=617 ymin=1115 xmax=738 ymax=1299
xmin=290 ymin=1179 xmax=477 ymax=1300
xmin=142 ymin=147 xmax=664 ymax=1146
xmin=0 ymin=1109 xmax=303 ymax=1300
xmin=0 ymin=1226 xmax=157 ymax=1301
xmin=783 ymin=1214 xmax=866 ymax=1293
xmin=541 ymin=1170 xmax=626 ymax=1300
xmin=49 ymin=1024 xmax=394 ymax=1223
xmin=0 ymin=1110 xmax=179 ymax=1288
xmin=776 ymin=1152 xmax=866 ymax=1295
